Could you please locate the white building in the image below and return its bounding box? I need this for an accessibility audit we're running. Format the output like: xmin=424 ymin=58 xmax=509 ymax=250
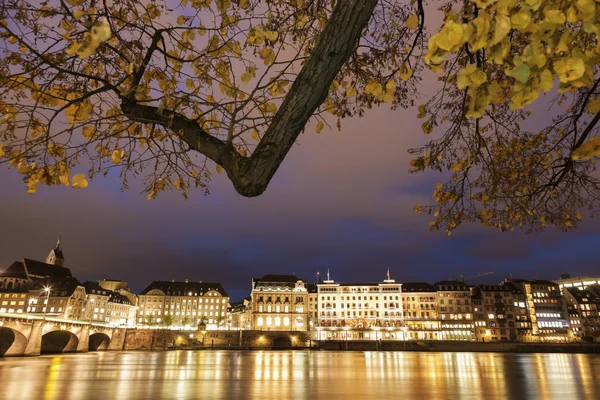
xmin=315 ymin=271 xmax=405 ymax=341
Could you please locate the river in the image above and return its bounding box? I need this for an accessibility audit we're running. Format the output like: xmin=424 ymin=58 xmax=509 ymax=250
xmin=0 ymin=351 xmax=599 ymax=399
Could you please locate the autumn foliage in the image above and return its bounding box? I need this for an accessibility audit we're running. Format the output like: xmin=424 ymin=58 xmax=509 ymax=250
xmin=0 ymin=0 xmax=599 ymax=233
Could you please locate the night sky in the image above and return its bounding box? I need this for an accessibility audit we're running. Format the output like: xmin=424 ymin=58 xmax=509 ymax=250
xmin=2 ymin=8 xmax=600 ymax=302
xmin=2 ymin=100 xmax=599 ymax=301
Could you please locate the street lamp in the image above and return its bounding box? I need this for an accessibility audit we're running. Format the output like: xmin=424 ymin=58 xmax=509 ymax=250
xmin=43 ymin=287 xmax=51 ymax=321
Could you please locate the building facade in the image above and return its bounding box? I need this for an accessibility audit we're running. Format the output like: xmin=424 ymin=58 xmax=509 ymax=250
xmin=28 ymin=277 xmax=87 ymax=320
xmin=137 ymin=280 xmax=229 ymax=328
xmin=250 ymin=275 xmax=309 ymax=331
xmin=402 ymin=283 xmax=440 ymax=340
xmin=505 ymin=279 xmax=572 ymax=342
xmin=471 ymin=284 xmax=524 ymax=342
xmin=435 ymin=281 xmax=475 ymax=341
xmin=315 ymin=273 xmax=406 ymax=341
xmin=563 ymin=286 xmax=600 ymax=342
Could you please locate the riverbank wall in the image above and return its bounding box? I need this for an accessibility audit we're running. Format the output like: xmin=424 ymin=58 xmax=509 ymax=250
xmin=122 ymin=330 xmax=600 ymax=354
xmin=317 ymin=340 xmax=600 ymax=353
xmin=123 ymin=329 xmax=311 ymax=350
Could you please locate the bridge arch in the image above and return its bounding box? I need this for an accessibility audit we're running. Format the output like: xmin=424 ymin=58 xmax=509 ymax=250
xmin=41 ymin=330 xmax=79 ymax=354
xmin=89 ymin=332 xmax=111 ymax=351
xmin=0 ymin=327 xmax=28 ymax=356
xmin=273 ymin=336 xmax=292 ymax=348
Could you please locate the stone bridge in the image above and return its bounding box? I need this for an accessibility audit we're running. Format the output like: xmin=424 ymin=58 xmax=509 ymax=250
xmin=0 ymin=313 xmax=127 ymax=356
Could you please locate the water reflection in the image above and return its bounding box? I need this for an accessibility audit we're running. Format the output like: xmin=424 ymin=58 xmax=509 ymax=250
xmin=0 ymin=351 xmax=599 ymax=399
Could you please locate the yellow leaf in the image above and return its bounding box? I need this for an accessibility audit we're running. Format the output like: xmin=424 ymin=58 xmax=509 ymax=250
xmin=539 ymin=69 xmax=554 ymax=92
xmin=260 ymin=47 xmax=275 ymax=65
xmin=73 ymin=9 xmax=86 ymax=19
xmin=0 ymin=143 xmax=4 ymax=158
xmin=72 ymin=173 xmax=88 ymax=189
xmin=491 ymin=14 xmax=511 ymax=46
xmin=111 ymin=149 xmax=125 ymax=164
xmin=82 ymin=126 xmax=95 ymax=139
xmin=399 ymin=64 xmax=413 ymax=81
xmin=588 ymin=97 xmax=600 ymax=114
xmin=511 ymin=10 xmax=531 ymax=30
xmin=346 ymin=86 xmax=357 ymax=97
xmin=385 ymin=79 xmax=396 ymax=92
xmin=434 ymin=21 xmax=464 ymax=51
xmin=216 ymin=164 xmax=223 ymax=174
xmin=90 ymin=18 xmax=111 ymax=42
xmin=177 ymin=15 xmax=186 ymax=25
xmin=185 ymin=78 xmax=195 ymax=90
xmin=128 ymin=62 xmax=135 ymax=75
xmin=59 ymin=174 xmax=70 ymax=187
xmin=405 ymin=15 xmax=419 ymax=30
xmin=553 ymin=58 xmax=586 ymax=83
xmin=241 ymin=72 xmax=252 ymax=83
xmin=315 ymin=121 xmax=324 ymax=133
xmin=251 ymin=130 xmax=260 ymax=141
xmin=571 ymin=137 xmax=600 ymax=160
xmin=264 ymin=31 xmax=279 ymax=41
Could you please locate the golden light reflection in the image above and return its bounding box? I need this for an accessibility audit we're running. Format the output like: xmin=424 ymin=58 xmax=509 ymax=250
xmin=43 ymin=356 xmax=62 ymax=400
xmin=0 ymin=350 xmax=599 ymax=399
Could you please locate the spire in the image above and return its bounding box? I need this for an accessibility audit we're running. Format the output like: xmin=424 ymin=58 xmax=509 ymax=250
xmin=323 ymin=268 xmax=334 ymax=284
xmin=46 ymin=234 xmax=65 ymax=267
xmin=327 ymin=269 xmax=330 ymax=281
xmin=387 ymin=268 xmax=390 ymax=280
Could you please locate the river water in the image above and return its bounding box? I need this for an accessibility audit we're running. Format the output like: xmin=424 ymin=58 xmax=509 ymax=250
xmin=0 ymin=351 xmax=599 ymax=399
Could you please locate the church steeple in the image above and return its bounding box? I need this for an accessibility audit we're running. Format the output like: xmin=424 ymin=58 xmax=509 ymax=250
xmin=46 ymin=235 xmax=65 ymax=267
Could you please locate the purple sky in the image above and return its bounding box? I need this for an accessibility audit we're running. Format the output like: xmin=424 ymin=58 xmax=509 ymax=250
xmin=2 ymin=101 xmax=599 ymax=301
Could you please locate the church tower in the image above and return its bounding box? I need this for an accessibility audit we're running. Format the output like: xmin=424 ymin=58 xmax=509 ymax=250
xmin=46 ymin=237 xmax=65 ymax=267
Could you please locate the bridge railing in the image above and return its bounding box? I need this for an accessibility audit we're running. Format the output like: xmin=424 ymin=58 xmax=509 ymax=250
xmin=0 ymin=312 xmax=118 ymax=328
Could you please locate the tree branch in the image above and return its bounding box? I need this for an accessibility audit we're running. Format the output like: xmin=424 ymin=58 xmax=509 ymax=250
xmin=120 ymin=0 xmax=378 ymax=197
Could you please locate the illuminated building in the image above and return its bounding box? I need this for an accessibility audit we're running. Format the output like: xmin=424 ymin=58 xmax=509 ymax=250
xmin=504 ymin=279 xmax=572 ymax=342
xmin=28 ymin=277 xmax=86 ymax=320
xmin=401 ymin=283 xmax=440 ymax=340
xmin=471 ymin=285 xmax=525 ymax=342
xmin=250 ymin=275 xmax=309 ymax=331
xmin=0 ymin=240 xmax=72 ymax=291
xmin=228 ymin=297 xmax=252 ymax=330
xmin=315 ymin=271 xmax=405 ymax=341
xmin=138 ymin=280 xmax=229 ymax=328
xmin=563 ymin=286 xmax=600 ymax=342
xmin=307 ymin=283 xmax=318 ymax=329
xmin=434 ymin=281 xmax=475 ymax=341
xmin=554 ymin=275 xmax=600 ymax=290
xmin=82 ymin=281 xmax=136 ymax=326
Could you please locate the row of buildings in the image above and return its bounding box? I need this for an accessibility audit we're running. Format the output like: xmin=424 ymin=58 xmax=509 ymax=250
xmin=237 ymin=272 xmax=600 ymax=343
xmin=1 ymin=242 xmax=599 ymax=343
